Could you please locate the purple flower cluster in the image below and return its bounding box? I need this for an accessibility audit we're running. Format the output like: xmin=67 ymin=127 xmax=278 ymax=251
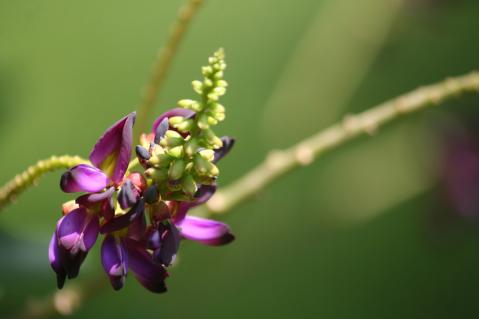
xmin=49 ymin=111 xmax=234 ymax=293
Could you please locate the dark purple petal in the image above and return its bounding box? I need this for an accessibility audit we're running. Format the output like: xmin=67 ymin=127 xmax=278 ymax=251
xmin=60 ymin=164 xmax=110 ymax=193
xmin=143 ymin=185 xmax=159 ymax=204
xmin=213 ymin=136 xmax=235 ymax=163
xmin=89 ymin=112 xmax=136 ymax=184
xmin=135 ymin=145 xmax=151 ymax=160
xmin=127 ymin=213 xmax=147 ymax=242
xmin=57 ymin=208 xmax=99 ymax=254
xmin=173 ymin=185 xmax=216 ymax=223
xmin=147 ymin=228 xmax=161 ymax=250
xmin=124 ymin=239 xmax=168 ymax=293
xmin=49 ymin=232 xmax=66 ymax=289
xmin=152 ymin=108 xmax=195 ymax=134
xmin=154 ymin=118 xmax=170 ymax=144
xmin=117 ymin=180 xmax=139 ymax=209
xmin=176 ymin=215 xmax=234 ymax=246
xmin=61 ymin=248 xmax=88 ymax=279
xmin=101 ymin=235 xmax=128 ymax=291
xmin=100 ymin=199 xmax=145 ymax=234
xmin=152 ymin=223 xmax=181 ymax=266
xmin=75 ymin=187 xmax=115 ymax=206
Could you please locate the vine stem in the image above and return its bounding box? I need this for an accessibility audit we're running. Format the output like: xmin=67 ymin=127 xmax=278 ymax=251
xmin=201 ymin=71 xmax=479 ymax=215
xmin=134 ymin=0 xmax=204 ymax=141
xmin=7 ymin=71 xmax=479 ymax=319
xmin=0 ymin=155 xmax=88 ymax=211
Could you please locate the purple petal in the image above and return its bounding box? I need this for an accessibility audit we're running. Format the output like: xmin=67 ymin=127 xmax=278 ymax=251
xmin=213 ymin=136 xmax=235 ymax=163
xmin=89 ymin=112 xmax=136 ymax=184
xmin=173 ymin=185 xmax=216 ymax=223
xmin=75 ymin=187 xmax=115 ymax=206
xmin=176 ymin=215 xmax=234 ymax=246
xmin=100 ymin=199 xmax=145 ymax=234
xmin=61 ymin=248 xmax=88 ymax=279
xmin=127 ymin=213 xmax=147 ymax=242
xmin=124 ymin=239 xmax=168 ymax=293
xmin=60 ymin=164 xmax=110 ymax=193
xmin=57 ymin=208 xmax=99 ymax=254
xmin=117 ymin=180 xmax=140 ymax=209
xmin=152 ymin=223 xmax=181 ymax=266
xmin=152 ymin=108 xmax=195 ymax=134
xmin=154 ymin=118 xmax=170 ymax=144
xmin=101 ymin=235 xmax=128 ymax=291
xmin=49 ymin=232 xmax=67 ymax=289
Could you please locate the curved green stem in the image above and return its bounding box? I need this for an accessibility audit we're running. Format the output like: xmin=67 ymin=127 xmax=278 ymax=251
xmin=199 ymin=71 xmax=479 ymax=215
xmin=0 ymin=155 xmax=89 ymax=211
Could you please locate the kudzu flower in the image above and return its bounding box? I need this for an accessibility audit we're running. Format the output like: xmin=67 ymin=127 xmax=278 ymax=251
xmin=49 ymin=49 xmax=235 ymax=293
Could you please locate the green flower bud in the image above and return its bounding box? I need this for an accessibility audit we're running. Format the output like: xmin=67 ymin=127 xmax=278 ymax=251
xmin=207 ymin=116 xmax=218 ymax=126
xmin=184 ymin=138 xmax=199 ymax=157
xmin=213 ymin=71 xmax=224 ymax=80
xmin=214 ymin=87 xmax=226 ymax=96
xmin=202 ymin=66 xmax=213 ymax=76
xmin=178 ymin=99 xmax=196 ymax=108
xmin=203 ymin=78 xmax=214 ymax=87
xmin=181 ymin=174 xmax=198 ymax=197
xmin=192 ymin=80 xmax=203 ymax=94
xmin=194 ymin=154 xmax=211 ymax=175
xmin=174 ymin=119 xmax=193 ymax=133
xmin=160 ymin=130 xmax=184 ymax=148
xmin=169 ymin=159 xmax=186 ymax=180
xmin=167 ymin=145 xmax=184 ymax=158
xmin=216 ymin=80 xmax=228 ymax=87
xmin=197 ymin=113 xmax=210 ymax=130
xmin=207 ymin=92 xmax=219 ymax=102
xmin=145 ymin=167 xmax=168 ymax=182
xmin=199 ymin=149 xmax=215 ymax=161
xmin=169 ymin=116 xmax=184 ymax=126
xmin=210 ymin=103 xmax=225 ymax=114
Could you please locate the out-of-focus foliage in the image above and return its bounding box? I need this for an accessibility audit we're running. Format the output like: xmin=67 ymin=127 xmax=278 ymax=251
xmin=1 ymin=0 xmax=479 ymax=318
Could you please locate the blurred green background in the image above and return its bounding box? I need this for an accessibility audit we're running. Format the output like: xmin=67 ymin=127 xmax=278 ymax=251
xmin=1 ymin=0 xmax=479 ymax=318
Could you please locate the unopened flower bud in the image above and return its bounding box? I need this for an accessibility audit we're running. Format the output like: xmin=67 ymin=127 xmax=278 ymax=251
xmin=167 ymin=145 xmax=184 ymax=158
xmin=169 ymin=159 xmax=186 ymax=181
xmin=181 ymin=174 xmax=198 ymax=197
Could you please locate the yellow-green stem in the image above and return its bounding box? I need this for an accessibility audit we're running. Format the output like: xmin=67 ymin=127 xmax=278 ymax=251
xmin=0 ymin=155 xmax=89 ymax=211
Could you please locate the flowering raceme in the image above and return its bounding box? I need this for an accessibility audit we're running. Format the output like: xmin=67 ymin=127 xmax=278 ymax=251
xmin=49 ymin=49 xmax=235 ymax=293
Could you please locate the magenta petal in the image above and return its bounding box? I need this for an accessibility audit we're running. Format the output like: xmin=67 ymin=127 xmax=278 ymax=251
xmin=124 ymin=239 xmax=168 ymax=293
xmin=101 ymin=235 xmax=128 ymax=290
xmin=89 ymin=112 xmax=136 ymax=184
xmin=57 ymin=208 xmax=99 ymax=254
xmin=60 ymin=164 xmax=110 ymax=193
xmin=176 ymin=215 xmax=234 ymax=246
xmin=152 ymin=108 xmax=195 ymax=133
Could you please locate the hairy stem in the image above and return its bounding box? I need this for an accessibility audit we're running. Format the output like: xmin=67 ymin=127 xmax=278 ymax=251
xmin=0 ymin=155 xmax=88 ymax=211
xmin=202 ymin=71 xmax=479 ymax=214
xmin=134 ymin=0 xmax=204 ymax=140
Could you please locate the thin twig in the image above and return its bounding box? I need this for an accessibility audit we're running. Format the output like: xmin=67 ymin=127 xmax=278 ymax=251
xmin=202 ymin=71 xmax=479 ymax=214
xmin=0 ymin=155 xmax=89 ymax=211
xmin=134 ymin=0 xmax=204 ymax=140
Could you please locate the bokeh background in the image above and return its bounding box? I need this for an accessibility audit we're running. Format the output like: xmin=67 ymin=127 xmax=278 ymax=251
xmin=1 ymin=0 xmax=479 ymax=318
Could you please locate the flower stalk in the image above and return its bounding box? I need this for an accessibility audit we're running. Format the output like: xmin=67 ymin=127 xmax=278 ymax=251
xmin=199 ymin=71 xmax=479 ymax=214
xmin=0 ymin=155 xmax=88 ymax=211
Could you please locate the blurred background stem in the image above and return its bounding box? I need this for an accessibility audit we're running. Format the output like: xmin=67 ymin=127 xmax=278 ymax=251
xmin=134 ymin=0 xmax=204 ymax=141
